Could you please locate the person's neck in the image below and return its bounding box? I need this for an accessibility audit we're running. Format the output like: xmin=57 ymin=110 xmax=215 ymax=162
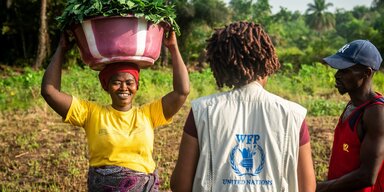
xmin=256 ymin=76 xmax=268 ymax=87
xmin=112 ymin=104 xmax=133 ymax=112
xmin=349 ymin=88 xmax=376 ymax=106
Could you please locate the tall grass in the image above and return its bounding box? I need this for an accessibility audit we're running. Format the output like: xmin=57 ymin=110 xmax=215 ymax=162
xmin=1 ymin=64 xmax=384 ymax=116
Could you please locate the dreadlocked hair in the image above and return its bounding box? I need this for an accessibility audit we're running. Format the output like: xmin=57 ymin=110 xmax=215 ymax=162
xmin=206 ymin=21 xmax=280 ymax=88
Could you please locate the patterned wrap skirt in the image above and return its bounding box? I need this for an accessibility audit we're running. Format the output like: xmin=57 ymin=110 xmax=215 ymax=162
xmin=88 ymin=166 xmax=159 ymax=192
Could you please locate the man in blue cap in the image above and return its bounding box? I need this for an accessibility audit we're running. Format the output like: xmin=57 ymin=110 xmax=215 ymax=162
xmin=316 ymin=40 xmax=384 ymax=192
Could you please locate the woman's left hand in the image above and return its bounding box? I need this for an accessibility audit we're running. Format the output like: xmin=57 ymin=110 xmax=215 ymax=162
xmin=163 ymin=31 xmax=177 ymax=49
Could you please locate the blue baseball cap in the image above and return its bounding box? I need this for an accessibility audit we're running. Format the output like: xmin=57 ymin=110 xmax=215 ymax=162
xmin=323 ymin=40 xmax=382 ymax=71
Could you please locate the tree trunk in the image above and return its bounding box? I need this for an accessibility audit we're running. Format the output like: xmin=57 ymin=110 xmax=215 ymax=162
xmin=20 ymin=28 xmax=27 ymax=59
xmin=34 ymin=0 xmax=48 ymax=70
xmin=6 ymin=0 xmax=13 ymax=8
xmin=160 ymin=45 xmax=168 ymax=66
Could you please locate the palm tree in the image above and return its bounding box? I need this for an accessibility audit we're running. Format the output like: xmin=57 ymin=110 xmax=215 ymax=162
xmin=305 ymin=0 xmax=335 ymax=32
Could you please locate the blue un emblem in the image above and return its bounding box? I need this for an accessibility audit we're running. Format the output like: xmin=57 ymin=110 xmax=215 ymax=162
xmin=229 ymin=134 xmax=265 ymax=176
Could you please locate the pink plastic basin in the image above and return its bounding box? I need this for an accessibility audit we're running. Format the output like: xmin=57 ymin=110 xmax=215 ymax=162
xmin=72 ymin=16 xmax=164 ymax=70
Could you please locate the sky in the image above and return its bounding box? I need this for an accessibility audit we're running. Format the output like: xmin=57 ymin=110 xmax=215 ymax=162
xmin=225 ymin=0 xmax=373 ymax=14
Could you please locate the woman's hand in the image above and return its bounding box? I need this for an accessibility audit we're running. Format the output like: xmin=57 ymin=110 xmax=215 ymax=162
xmin=163 ymin=31 xmax=177 ymax=49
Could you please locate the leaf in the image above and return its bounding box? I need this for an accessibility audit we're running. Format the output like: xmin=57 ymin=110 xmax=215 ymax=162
xmin=56 ymin=0 xmax=180 ymax=35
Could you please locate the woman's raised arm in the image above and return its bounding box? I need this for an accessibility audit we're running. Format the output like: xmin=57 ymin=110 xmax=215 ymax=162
xmin=41 ymin=33 xmax=73 ymax=118
xmin=161 ymin=31 xmax=190 ymax=119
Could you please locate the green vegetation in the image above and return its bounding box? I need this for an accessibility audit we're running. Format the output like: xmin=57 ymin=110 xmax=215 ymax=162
xmin=56 ymin=0 xmax=180 ymax=34
xmin=2 ymin=0 xmax=384 ymax=71
xmin=2 ymin=64 xmax=383 ymax=115
xmin=267 ymin=63 xmax=347 ymax=116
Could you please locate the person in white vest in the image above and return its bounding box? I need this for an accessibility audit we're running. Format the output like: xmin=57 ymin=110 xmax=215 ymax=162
xmin=170 ymin=21 xmax=316 ymax=192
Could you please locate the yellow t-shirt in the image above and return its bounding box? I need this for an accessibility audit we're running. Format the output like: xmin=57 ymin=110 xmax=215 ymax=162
xmin=64 ymin=96 xmax=171 ymax=174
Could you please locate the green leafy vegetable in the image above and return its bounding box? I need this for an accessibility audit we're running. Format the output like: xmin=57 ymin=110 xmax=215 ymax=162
xmin=56 ymin=0 xmax=180 ymax=35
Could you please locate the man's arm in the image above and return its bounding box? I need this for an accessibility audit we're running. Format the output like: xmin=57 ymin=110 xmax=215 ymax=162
xmin=317 ymin=105 xmax=384 ymax=191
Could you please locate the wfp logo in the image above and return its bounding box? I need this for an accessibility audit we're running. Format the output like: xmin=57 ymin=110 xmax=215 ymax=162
xmin=229 ymin=134 xmax=265 ymax=176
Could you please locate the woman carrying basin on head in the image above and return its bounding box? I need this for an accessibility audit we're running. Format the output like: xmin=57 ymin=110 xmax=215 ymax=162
xmin=41 ymin=31 xmax=189 ymax=191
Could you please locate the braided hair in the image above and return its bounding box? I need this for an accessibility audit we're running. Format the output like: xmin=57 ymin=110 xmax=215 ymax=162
xmin=206 ymin=21 xmax=280 ymax=88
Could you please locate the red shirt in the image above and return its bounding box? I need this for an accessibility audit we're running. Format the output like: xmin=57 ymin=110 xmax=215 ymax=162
xmin=328 ymin=95 xmax=384 ymax=192
xmin=184 ymin=109 xmax=310 ymax=146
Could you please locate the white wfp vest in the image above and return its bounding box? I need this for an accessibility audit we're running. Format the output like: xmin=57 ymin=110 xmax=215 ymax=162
xmin=191 ymin=82 xmax=306 ymax=192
